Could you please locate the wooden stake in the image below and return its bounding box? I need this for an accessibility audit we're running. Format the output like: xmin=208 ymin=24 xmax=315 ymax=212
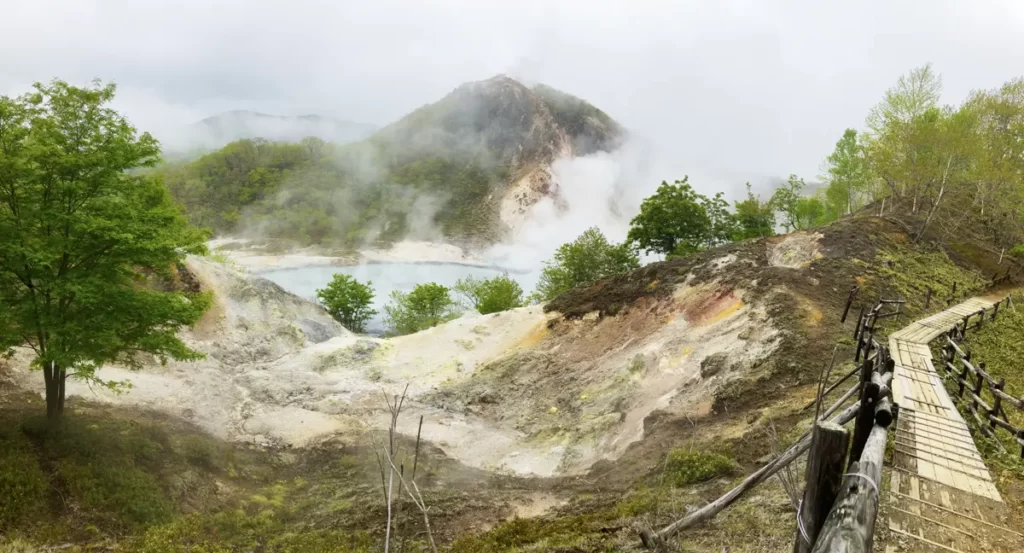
xmin=848 ymin=360 xmax=877 ymax=469
xmin=811 ymin=425 xmax=887 ymax=553
xmin=841 ymin=286 xmax=859 ymax=324
xmin=794 ymin=422 xmax=850 ymax=553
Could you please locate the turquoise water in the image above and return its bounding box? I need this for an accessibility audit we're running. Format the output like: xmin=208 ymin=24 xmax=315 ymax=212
xmin=260 ymin=263 xmax=531 ymax=334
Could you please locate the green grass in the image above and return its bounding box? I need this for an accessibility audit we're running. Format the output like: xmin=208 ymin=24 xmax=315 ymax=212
xmin=959 ymin=305 xmax=1024 ymax=480
xmin=0 ymin=425 xmax=48 ymax=529
xmin=861 ymin=246 xmax=987 ymax=313
xmin=448 ymin=512 xmax=615 ymax=553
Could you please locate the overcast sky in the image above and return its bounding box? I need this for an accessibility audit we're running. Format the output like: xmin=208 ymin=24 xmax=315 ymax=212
xmin=4 ymin=0 xmax=1024 ymax=198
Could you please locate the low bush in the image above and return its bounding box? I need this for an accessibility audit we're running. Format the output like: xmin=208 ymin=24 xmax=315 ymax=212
xmin=664 ymin=449 xmax=738 ymax=487
xmin=382 ymin=282 xmax=459 ymax=335
xmin=454 ymin=274 xmax=524 ymax=314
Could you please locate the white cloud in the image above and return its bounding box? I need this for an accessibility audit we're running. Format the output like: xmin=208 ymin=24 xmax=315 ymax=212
xmin=3 ymin=0 xmax=1024 ymax=196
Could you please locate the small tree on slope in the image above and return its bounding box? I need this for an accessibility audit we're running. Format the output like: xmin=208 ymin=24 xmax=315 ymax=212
xmin=0 ymin=80 xmax=211 ymax=420
xmin=316 ymin=274 xmax=376 ymax=332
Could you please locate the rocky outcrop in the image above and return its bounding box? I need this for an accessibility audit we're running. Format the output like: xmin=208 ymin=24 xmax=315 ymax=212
xmin=371 ymin=75 xmax=624 ymax=233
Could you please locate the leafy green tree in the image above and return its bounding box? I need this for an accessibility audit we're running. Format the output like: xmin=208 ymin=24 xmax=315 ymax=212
xmin=768 ymin=175 xmax=805 ymax=232
xmin=534 ymin=227 xmax=639 ymax=302
xmin=382 ymin=282 xmax=459 ymax=336
xmin=453 ymin=274 xmax=524 ymax=314
xmin=0 ymin=80 xmax=211 ymax=420
xmin=700 ymin=192 xmax=740 ymax=249
xmin=823 ymin=129 xmax=870 ymax=216
xmin=315 ymin=274 xmax=376 ymax=333
xmin=769 ymin=175 xmax=834 ymax=231
xmin=627 ymin=178 xmax=711 ymax=256
xmin=733 ymin=183 xmax=775 ymax=239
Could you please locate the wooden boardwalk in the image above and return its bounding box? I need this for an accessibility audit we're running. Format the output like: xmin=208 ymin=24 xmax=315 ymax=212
xmin=884 ymin=296 xmax=1023 ymax=552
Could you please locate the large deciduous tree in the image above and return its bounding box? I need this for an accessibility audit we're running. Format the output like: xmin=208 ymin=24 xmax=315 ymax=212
xmin=0 ymin=80 xmax=211 ymax=420
xmin=823 ymin=129 xmax=870 ymax=216
xmin=627 ymin=178 xmax=712 ymax=257
xmin=534 ymin=227 xmax=639 ymax=302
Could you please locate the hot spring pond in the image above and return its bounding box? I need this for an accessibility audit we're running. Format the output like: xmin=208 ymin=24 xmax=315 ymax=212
xmin=260 ymin=263 xmax=534 ymax=334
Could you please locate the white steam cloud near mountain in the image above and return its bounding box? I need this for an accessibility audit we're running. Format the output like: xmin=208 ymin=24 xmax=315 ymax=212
xmin=483 ymin=138 xmax=695 ymax=288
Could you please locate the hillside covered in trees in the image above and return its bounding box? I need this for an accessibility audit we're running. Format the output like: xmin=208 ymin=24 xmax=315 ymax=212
xmin=160 ymin=75 xmax=623 ymax=248
xmin=772 ymin=64 xmax=1024 ymax=255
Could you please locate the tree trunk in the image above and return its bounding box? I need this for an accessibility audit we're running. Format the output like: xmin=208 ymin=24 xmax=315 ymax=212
xmin=43 ymin=361 xmax=64 ymax=420
xmin=57 ymin=366 xmax=67 ymax=416
xmin=43 ymin=362 xmax=57 ymax=419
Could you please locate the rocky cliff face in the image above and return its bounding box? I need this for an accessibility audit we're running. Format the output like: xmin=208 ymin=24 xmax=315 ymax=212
xmin=371 ymin=75 xmax=624 ymax=233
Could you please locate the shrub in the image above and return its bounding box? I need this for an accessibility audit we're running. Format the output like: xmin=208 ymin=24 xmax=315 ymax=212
xmin=664 ymin=449 xmax=738 ymax=487
xmin=382 ymin=282 xmax=460 ymax=336
xmin=533 ymin=227 xmax=639 ymax=302
xmin=453 ymin=274 xmax=524 ymax=314
xmin=315 ymin=274 xmax=376 ymax=333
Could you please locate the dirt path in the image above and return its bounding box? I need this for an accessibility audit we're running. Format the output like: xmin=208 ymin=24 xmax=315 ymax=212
xmin=883 ymin=295 xmax=1023 ymax=552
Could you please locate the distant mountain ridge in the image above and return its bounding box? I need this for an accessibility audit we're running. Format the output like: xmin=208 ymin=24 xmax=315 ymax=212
xmin=166 ymin=110 xmax=378 ymax=153
xmin=161 ymin=75 xmax=624 ymax=247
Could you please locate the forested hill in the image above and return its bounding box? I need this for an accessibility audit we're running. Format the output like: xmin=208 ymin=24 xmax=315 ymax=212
xmin=160 ymin=75 xmax=623 ymax=248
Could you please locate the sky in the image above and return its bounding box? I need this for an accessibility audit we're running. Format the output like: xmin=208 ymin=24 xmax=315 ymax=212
xmin=4 ymin=0 xmax=1024 ymax=200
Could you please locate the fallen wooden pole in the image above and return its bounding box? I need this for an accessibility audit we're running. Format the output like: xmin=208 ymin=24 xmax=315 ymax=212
xmin=802 ymin=353 xmax=878 ymax=411
xmin=810 ymin=424 xmax=887 ymax=553
xmin=841 ymin=286 xmax=859 ymax=323
xmin=639 ymin=401 xmax=862 ymax=549
xmin=794 ymin=422 xmax=850 ymax=553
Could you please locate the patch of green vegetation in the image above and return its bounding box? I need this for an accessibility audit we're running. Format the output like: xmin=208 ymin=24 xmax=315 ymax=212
xmin=206 ymin=251 xmax=232 ymax=264
xmin=664 ymin=449 xmax=738 ymax=487
xmin=17 ymin=415 xmax=177 ymax=531
xmin=863 ymin=247 xmax=986 ymax=313
xmin=448 ymin=513 xmax=613 ymax=553
xmin=173 ymin=434 xmax=219 ymax=470
xmin=160 ymin=138 xmax=505 ymax=248
xmin=959 ymin=307 xmax=1024 ymax=480
xmin=615 ymin=487 xmax=658 ymax=517
xmin=627 ymin=354 xmax=646 ymax=374
xmin=60 ymin=460 xmax=173 ymax=529
xmin=0 ymin=425 xmax=48 ymax=529
xmin=135 ymin=510 xmax=379 ymax=553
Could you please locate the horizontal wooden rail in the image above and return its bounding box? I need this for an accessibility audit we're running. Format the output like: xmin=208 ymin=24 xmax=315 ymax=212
xmin=940 ymin=318 xmax=1024 ymax=457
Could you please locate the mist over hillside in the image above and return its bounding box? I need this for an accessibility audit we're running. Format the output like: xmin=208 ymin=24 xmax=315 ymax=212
xmin=161 ymin=75 xmax=626 ymax=249
xmin=161 ymin=110 xmax=378 ymax=156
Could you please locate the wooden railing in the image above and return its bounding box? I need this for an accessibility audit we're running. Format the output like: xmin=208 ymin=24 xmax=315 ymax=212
xmin=640 ymin=278 xmax=1017 ymax=550
xmin=803 ymin=306 xmax=893 ymax=553
xmin=936 ymin=295 xmax=1024 ymax=457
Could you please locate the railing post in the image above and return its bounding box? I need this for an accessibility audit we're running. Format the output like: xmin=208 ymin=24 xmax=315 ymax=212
xmin=794 ymin=422 xmax=850 ymax=553
xmin=991 ymin=377 xmax=1005 ymax=432
xmin=991 ymin=301 xmax=1000 ymax=321
xmin=958 ymin=351 xmax=971 ymax=398
xmin=976 ymin=309 xmax=985 ymax=330
xmin=973 ymin=363 xmax=985 ymax=412
xmin=848 ymin=359 xmax=877 ymax=469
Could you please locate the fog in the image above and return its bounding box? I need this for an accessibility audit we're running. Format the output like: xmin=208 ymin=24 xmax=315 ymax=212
xmin=5 ymin=0 xmax=1024 ymax=295
xmin=5 ymin=1 xmax=1024 ymax=197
